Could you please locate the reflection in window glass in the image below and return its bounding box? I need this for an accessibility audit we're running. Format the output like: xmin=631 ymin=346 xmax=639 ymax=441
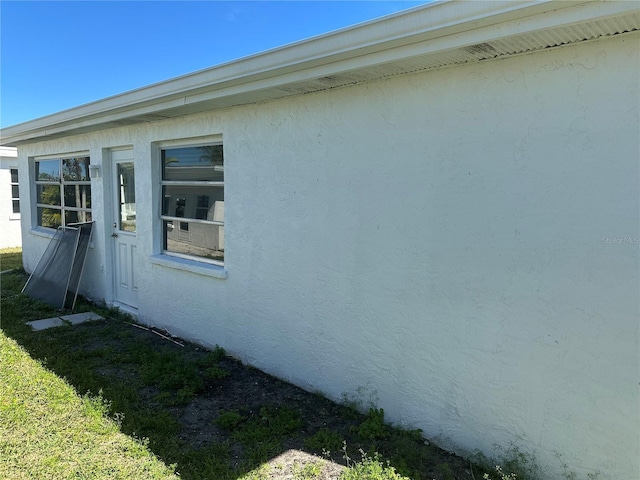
xmin=161 ymin=186 xmax=223 ymax=216
xmin=163 ymin=221 xmax=224 ymax=262
xmin=10 ymin=169 xmax=20 ymax=214
xmin=63 ymin=185 xmax=91 ymax=208
xmin=34 ymin=156 xmax=91 ymax=228
xmin=160 ymin=144 xmax=224 ymax=265
xmin=65 ymin=210 xmax=92 ymax=225
xmin=117 ymin=162 xmax=136 ymax=233
xmin=162 ymin=145 xmax=224 ymax=182
xmin=195 ymin=195 xmax=209 ymax=220
xmin=37 ymin=184 xmax=62 ymax=206
xmin=62 ymin=157 xmax=90 ymax=181
xmin=36 ymin=160 xmax=60 ymax=181
xmin=38 ymin=207 xmax=62 ymax=229
xmin=175 ymin=197 xmax=188 ymax=231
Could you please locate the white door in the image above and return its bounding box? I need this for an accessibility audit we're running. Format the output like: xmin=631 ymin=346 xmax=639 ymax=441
xmin=111 ymin=150 xmax=138 ymax=309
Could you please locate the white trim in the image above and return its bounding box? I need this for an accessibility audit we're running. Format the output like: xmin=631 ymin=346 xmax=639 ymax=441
xmin=0 ymin=147 xmax=17 ymax=157
xmin=161 ymin=215 xmax=223 ymax=227
xmin=150 ymin=254 xmax=227 ymax=279
xmin=33 ymin=151 xmax=90 ymax=160
xmin=162 ymin=180 xmax=224 ymax=187
xmin=110 ymin=147 xmax=134 ymax=161
xmin=157 ymin=135 xmax=223 ymax=149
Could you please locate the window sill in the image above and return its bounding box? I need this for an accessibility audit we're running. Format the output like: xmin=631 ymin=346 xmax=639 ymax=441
xmin=150 ymin=254 xmax=227 ymax=279
xmin=9 ymin=214 xmax=21 ymax=221
xmin=30 ymin=226 xmax=96 ymax=249
xmin=29 ymin=226 xmax=55 ymax=238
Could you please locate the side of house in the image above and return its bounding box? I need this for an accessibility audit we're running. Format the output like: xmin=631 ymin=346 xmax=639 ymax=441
xmin=0 ymin=146 xmax=21 ymax=249
xmin=3 ymin=2 xmax=639 ymax=479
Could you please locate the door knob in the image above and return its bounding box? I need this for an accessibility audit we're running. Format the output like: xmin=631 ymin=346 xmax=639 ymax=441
xmin=111 ymin=233 xmax=118 ymax=238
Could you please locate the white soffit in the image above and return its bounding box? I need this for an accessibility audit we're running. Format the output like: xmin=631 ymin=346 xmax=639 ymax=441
xmin=1 ymin=0 xmax=638 ymax=146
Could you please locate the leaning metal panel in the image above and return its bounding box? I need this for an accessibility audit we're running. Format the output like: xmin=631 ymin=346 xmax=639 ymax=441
xmin=65 ymin=222 xmax=94 ymax=310
xmin=22 ymin=226 xmax=81 ymax=309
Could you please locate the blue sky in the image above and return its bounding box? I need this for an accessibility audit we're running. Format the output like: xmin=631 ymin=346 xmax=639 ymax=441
xmin=1 ymin=1 xmax=427 ymax=128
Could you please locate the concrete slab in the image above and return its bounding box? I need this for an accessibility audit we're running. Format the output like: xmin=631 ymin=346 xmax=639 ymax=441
xmin=26 ymin=312 xmax=104 ymax=331
xmin=26 ymin=317 xmax=67 ymax=331
xmin=60 ymin=312 xmax=104 ymax=324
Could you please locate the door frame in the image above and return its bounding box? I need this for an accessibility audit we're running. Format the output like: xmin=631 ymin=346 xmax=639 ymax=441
xmin=108 ymin=148 xmax=138 ymax=313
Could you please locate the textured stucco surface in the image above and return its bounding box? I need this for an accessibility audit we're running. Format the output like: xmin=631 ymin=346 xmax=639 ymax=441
xmin=17 ymin=33 xmax=639 ymax=479
xmin=0 ymin=150 xmax=21 ymax=249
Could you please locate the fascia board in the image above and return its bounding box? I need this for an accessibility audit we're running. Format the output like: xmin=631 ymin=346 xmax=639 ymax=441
xmin=0 ymin=146 xmax=18 ymax=157
xmin=182 ymin=0 xmax=640 ymax=104
xmin=1 ymin=0 xmax=637 ymax=146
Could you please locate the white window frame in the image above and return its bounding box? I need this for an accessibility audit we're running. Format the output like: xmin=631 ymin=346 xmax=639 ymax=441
xmin=10 ymin=168 xmax=20 ymax=217
xmin=33 ymin=154 xmax=92 ymax=230
xmin=159 ymin=140 xmax=224 ymax=267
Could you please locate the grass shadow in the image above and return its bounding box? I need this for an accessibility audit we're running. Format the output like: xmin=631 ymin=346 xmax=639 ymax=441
xmin=1 ymin=269 xmax=476 ymax=480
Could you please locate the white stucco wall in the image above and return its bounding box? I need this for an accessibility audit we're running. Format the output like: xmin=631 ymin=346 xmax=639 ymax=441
xmin=17 ymin=33 xmax=639 ymax=479
xmin=0 ymin=147 xmax=22 ymax=250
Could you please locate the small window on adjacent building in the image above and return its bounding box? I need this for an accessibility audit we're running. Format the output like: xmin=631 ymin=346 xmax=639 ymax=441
xmin=34 ymin=156 xmax=91 ymax=229
xmin=10 ymin=168 xmax=20 ymax=214
xmin=160 ymin=144 xmax=224 ymax=265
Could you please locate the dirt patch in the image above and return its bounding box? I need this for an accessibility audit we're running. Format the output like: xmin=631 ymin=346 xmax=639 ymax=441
xmin=51 ymin=319 xmax=477 ymax=479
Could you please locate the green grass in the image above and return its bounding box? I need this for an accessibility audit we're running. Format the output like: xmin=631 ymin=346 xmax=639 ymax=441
xmin=0 ymin=251 xmax=551 ymax=480
xmin=1 ymin=266 xmax=465 ymax=480
xmin=0 ymin=331 xmax=178 ymax=480
xmin=0 ymin=247 xmax=22 ymax=271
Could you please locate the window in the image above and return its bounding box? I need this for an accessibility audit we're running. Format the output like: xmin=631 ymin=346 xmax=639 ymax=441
xmin=10 ymin=168 xmax=20 ymax=214
xmin=34 ymin=156 xmax=91 ymax=229
xmin=161 ymin=144 xmax=224 ymax=265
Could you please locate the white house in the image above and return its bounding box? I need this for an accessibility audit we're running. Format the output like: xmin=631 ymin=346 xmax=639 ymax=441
xmin=1 ymin=1 xmax=638 ymax=478
xmin=0 ymin=146 xmax=21 ymax=249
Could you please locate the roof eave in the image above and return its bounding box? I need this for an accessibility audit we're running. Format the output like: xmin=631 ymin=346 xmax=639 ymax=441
xmin=1 ymin=0 xmax=638 ymax=147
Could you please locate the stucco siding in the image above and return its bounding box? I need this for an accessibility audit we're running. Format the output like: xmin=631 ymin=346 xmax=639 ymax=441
xmin=0 ymin=150 xmax=21 ymax=249
xmin=17 ymin=33 xmax=639 ymax=479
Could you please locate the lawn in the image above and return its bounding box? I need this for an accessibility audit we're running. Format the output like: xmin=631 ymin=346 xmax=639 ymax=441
xmin=0 ymin=331 xmax=178 ymax=480
xmin=0 ymin=249 xmax=514 ymax=480
xmin=0 ymin=247 xmax=22 ymax=271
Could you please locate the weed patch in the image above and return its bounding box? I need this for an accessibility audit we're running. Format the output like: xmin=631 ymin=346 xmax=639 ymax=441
xmin=341 ymin=448 xmax=410 ymax=480
xmin=304 ymin=427 xmax=344 ymax=454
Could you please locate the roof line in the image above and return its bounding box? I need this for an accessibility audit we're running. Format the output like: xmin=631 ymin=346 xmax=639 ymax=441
xmin=2 ymin=0 xmax=637 ymax=146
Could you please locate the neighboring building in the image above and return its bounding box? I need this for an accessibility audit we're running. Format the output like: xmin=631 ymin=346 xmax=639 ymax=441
xmin=1 ymin=2 xmax=638 ymax=478
xmin=0 ymin=146 xmax=21 ymax=249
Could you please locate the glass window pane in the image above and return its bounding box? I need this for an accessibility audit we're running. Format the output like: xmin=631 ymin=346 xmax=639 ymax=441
xmin=12 ymin=200 xmax=20 ymax=214
xmin=37 ymin=184 xmax=61 ymax=206
xmin=11 ymin=185 xmax=19 ymax=198
xmin=38 ymin=207 xmax=62 ymax=228
xmin=10 ymin=169 xmax=18 ymax=183
xmin=63 ymin=185 xmax=91 ymax=208
xmin=195 ymin=195 xmax=209 ymax=220
xmin=65 ymin=210 xmax=92 ymax=225
xmin=162 ymin=145 xmax=224 ymax=181
xmin=162 ymin=185 xmax=223 ymax=220
xmin=36 ymin=160 xmax=60 ymax=181
xmin=118 ymin=162 xmax=136 ymax=232
xmin=62 ymin=157 xmax=90 ymax=181
xmin=164 ymin=220 xmax=224 ymax=262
